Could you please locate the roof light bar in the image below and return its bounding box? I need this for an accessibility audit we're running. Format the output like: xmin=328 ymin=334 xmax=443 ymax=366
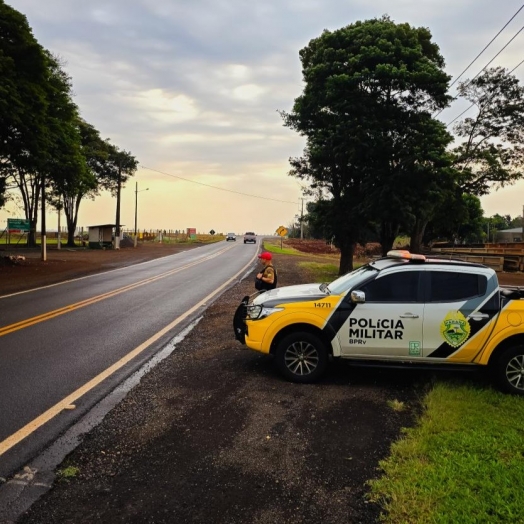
xmin=387 ymin=250 xmax=426 ymax=261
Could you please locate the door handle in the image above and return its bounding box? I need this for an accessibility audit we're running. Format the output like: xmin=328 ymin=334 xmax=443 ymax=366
xmin=399 ymin=313 xmax=419 ymax=318
xmin=470 ymin=313 xmax=489 ymax=321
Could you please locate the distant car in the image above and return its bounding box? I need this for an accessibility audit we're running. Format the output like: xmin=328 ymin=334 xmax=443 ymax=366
xmin=226 ymin=233 xmax=236 ymax=242
xmin=244 ymin=232 xmax=256 ymax=244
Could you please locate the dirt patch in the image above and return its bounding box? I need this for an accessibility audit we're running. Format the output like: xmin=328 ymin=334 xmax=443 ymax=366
xmin=283 ymin=239 xmax=383 ymax=258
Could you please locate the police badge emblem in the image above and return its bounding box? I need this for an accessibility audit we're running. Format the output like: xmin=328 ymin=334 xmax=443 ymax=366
xmin=440 ymin=310 xmax=471 ymax=348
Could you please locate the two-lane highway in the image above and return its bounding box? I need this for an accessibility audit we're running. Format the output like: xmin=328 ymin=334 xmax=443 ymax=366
xmin=0 ymin=240 xmax=259 ymax=478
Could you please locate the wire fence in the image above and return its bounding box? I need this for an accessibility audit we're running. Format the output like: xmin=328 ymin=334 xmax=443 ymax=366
xmin=0 ymin=228 xmax=225 ymax=248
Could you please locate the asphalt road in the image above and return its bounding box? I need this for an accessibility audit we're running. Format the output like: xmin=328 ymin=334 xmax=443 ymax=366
xmin=0 ymin=240 xmax=258 ymax=479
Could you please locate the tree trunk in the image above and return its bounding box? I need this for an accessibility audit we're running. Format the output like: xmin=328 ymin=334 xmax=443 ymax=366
xmin=338 ymin=242 xmax=355 ymax=275
xmin=63 ymin=194 xmax=83 ymax=247
xmin=66 ymin=214 xmax=76 ymax=247
xmin=27 ymin=201 xmax=39 ymax=248
xmin=15 ymin=169 xmax=41 ymax=248
xmin=380 ymin=220 xmax=399 ymax=256
xmin=27 ymin=219 xmax=37 ymax=248
xmin=409 ymin=218 xmax=428 ymax=253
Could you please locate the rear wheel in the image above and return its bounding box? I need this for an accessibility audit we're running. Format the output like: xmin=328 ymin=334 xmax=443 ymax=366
xmin=275 ymin=332 xmax=328 ymax=383
xmin=493 ymin=345 xmax=524 ymax=395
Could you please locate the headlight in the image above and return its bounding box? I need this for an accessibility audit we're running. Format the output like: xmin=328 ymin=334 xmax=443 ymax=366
xmin=246 ymin=305 xmax=283 ymax=320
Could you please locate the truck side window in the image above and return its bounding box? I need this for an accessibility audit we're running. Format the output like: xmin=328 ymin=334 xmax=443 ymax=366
xmin=360 ymin=271 xmax=420 ymax=302
xmin=429 ymin=271 xmax=486 ymax=302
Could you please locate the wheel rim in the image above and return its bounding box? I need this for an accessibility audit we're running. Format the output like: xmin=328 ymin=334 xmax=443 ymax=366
xmin=284 ymin=340 xmax=319 ymax=376
xmin=506 ymin=354 xmax=524 ymax=391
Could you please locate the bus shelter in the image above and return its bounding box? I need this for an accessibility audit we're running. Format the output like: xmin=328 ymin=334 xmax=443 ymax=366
xmin=87 ymin=224 xmax=115 ymax=249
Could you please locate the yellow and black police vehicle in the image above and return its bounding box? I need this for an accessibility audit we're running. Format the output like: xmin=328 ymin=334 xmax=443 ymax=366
xmin=233 ymin=250 xmax=524 ymax=395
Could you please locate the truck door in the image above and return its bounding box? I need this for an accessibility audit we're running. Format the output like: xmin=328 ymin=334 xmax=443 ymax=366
xmin=338 ymin=269 xmax=424 ymax=358
xmin=422 ymin=269 xmax=499 ymax=362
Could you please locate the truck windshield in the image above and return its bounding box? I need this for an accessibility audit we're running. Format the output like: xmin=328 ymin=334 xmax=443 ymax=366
xmin=326 ymin=265 xmax=378 ymax=295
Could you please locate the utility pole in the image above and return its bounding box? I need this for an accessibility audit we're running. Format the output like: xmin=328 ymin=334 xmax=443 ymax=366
xmin=115 ymin=163 xmax=121 ymax=250
xmin=300 ymin=198 xmax=304 ymax=240
xmin=134 ymin=181 xmax=138 ymax=248
xmin=57 ymin=196 xmax=61 ymax=250
xmin=41 ymin=176 xmax=47 ymax=261
xmin=134 ymin=182 xmax=149 ymax=248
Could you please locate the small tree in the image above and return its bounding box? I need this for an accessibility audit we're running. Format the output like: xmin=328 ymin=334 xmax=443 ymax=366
xmin=453 ymin=67 xmax=524 ymax=195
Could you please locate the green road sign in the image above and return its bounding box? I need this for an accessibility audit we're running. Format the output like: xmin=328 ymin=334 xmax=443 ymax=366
xmin=7 ymin=218 xmax=30 ymax=232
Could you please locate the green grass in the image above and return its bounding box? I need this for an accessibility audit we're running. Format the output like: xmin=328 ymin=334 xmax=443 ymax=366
xmin=262 ymin=240 xmax=302 ymax=255
xmin=368 ymin=382 xmax=524 ymax=523
xmin=57 ymin=466 xmax=79 ymax=481
xmin=298 ymin=261 xmax=340 ymax=282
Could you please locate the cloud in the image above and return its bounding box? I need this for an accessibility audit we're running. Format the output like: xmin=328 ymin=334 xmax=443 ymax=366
xmin=2 ymin=0 xmax=524 ymax=232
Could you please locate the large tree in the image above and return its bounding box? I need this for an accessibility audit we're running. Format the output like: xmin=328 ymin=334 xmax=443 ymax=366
xmin=10 ymin=52 xmax=85 ymax=246
xmin=0 ymin=0 xmax=48 ymax=210
xmin=53 ymin=119 xmax=102 ymax=246
xmin=53 ymin=121 xmax=139 ymax=247
xmin=282 ymin=16 xmax=451 ymax=273
xmin=414 ymin=67 xmax=524 ymax=249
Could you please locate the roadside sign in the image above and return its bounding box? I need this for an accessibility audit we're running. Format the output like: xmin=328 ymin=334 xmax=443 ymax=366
xmin=276 ymin=226 xmax=288 ymax=237
xmin=7 ymin=218 xmax=30 ymax=232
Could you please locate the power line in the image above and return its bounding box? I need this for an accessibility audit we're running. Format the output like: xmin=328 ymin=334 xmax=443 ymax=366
xmin=445 ymin=56 xmax=524 ymax=127
xmin=450 ymin=4 xmax=524 ymax=89
xmin=510 ymin=56 xmax=524 ymax=73
xmin=142 ymin=166 xmax=299 ymax=205
xmin=434 ymin=5 xmax=524 ymax=118
xmin=466 ymin=24 xmax=524 ymax=85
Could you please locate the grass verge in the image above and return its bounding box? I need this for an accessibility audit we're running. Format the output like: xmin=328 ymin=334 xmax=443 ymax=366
xmin=263 ymin=240 xmax=303 ymax=255
xmin=368 ymin=382 xmax=524 ymax=523
xmin=298 ymin=261 xmax=339 ymax=282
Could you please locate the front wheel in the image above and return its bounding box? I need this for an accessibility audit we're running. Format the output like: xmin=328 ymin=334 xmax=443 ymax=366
xmin=275 ymin=332 xmax=328 ymax=383
xmin=493 ymin=346 xmax=524 ymax=395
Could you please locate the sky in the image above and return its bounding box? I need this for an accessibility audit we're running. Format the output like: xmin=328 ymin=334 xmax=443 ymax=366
xmin=1 ymin=0 xmax=524 ymax=235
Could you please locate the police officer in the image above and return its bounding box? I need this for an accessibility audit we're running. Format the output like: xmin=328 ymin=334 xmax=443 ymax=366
xmin=255 ymin=251 xmax=277 ymax=291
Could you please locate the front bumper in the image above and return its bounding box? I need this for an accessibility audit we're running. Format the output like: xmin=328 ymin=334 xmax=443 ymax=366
xmin=233 ymin=298 xmax=275 ymax=354
xmin=233 ymin=296 xmax=249 ymax=344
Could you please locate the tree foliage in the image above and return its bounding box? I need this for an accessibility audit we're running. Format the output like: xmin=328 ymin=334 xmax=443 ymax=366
xmin=452 ymin=67 xmax=524 ymax=196
xmin=0 ymin=1 xmax=138 ymax=246
xmin=283 ymin=16 xmax=451 ymax=273
xmin=0 ymin=0 xmax=48 ymax=208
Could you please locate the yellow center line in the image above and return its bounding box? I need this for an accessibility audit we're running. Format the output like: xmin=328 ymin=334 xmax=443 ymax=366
xmin=0 ymin=246 xmax=257 ymax=457
xmin=0 ymin=245 xmax=233 ymax=338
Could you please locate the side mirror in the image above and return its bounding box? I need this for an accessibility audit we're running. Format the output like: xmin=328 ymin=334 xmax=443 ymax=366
xmin=351 ymin=290 xmax=365 ymax=304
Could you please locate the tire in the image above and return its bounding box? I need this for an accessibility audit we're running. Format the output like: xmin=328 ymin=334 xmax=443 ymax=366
xmin=275 ymin=331 xmax=328 ymax=383
xmin=493 ymin=345 xmax=524 ymax=395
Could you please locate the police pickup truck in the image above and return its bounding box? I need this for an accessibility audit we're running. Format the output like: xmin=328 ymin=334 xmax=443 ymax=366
xmin=233 ymin=250 xmax=524 ymax=395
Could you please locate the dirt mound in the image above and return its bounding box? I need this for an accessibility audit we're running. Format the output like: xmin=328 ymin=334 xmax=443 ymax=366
xmin=283 ymin=239 xmax=382 ymax=257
